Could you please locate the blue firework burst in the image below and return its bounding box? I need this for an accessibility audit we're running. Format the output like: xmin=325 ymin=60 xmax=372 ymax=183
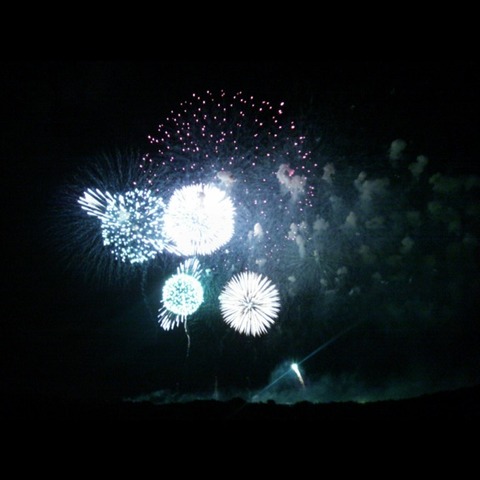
xmin=78 ymin=187 xmax=168 ymax=264
xmin=158 ymin=258 xmax=204 ymax=330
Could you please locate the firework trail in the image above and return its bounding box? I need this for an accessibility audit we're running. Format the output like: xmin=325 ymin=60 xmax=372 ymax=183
xmin=290 ymin=363 xmax=305 ymax=388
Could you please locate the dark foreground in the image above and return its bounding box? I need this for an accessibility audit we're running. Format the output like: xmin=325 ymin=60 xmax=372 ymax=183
xmin=2 ymin=384 xmax=479 ymax=426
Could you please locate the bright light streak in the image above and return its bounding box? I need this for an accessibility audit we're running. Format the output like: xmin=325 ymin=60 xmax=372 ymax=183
xmin=290 ymin=363 xmax=305 ymax=388
xmin=256 ymin=321 xmax=363 ymax=396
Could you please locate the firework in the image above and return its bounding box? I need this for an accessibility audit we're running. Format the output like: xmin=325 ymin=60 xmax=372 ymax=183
xmin=50 ymin=149 xmax=170 ymax=285
xmin=163 ymin=183 xmax=235 ymax=256
xmin=142 ymin=90 xmax=313 ymax=184
xmin=158 ymin=258 xmax=204 ymax=331
xmin=140 ymin=91 xmax=322 ymax=287
xmin=219 ymin=271 xmax=281 ymax=336
xmin=50 ymin=81 xmax=480 ymax=405
xmin=78 ymin=187 xmax=168 ymax=264
xmin=141 ymin=90 xmax=317 ymax=230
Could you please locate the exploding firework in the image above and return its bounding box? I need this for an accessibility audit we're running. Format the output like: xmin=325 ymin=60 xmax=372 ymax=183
xmin=141 ymin=91 xmax=318 ymax=240
xmin=78 ymin=187 xmax=168 ymax=264
xmin=47 ymin=75 xmax=480 ymax=406
xmin=219 ymin=271 xmax=281 ymax=336
xmin=139 ymin=91 xmax=324 ymax=292
xmin=141 ymin=90 xmax=314 ymax=187
xmin=50 ymin=149 xmax=164 ymax=285
xmin=158 ymin=258 xmax=204 ymax=331
xmin=163 ymin=183 xmax=235 ymax=256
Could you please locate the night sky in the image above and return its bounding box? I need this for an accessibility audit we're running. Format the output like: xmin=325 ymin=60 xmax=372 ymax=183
xmin=2 ymin=61 xmax=479 ymax=405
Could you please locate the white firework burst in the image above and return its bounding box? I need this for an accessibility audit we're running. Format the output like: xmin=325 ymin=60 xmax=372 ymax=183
xmin=158 ymin=258 xmax=204 ymax=331
xmin=163 ymin=183 xmax=235 ymax=256
xmin=219 ymin=271 xmax=281 ymax=336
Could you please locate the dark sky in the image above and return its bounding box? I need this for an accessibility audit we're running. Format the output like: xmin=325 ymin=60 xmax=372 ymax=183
xmin=2 ymin=61 xmax=479 ymax=403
